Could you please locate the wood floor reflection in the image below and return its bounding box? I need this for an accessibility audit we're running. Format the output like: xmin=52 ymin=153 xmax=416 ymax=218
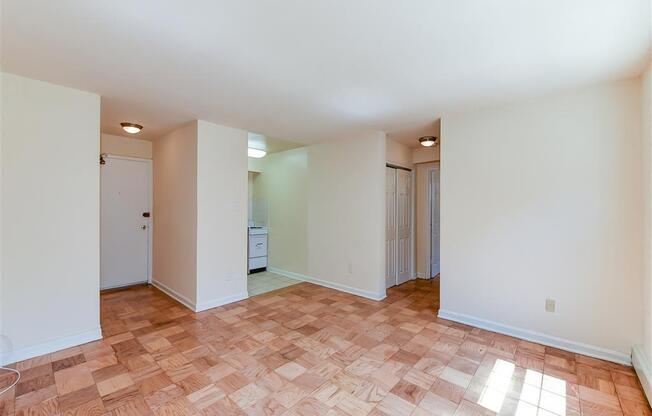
xmin=1 ymin=277 xmax=648 ymax=416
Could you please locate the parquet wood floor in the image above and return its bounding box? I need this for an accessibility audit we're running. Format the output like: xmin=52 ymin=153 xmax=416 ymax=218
xmin=0 ymin=278 xmax=649 ymax=415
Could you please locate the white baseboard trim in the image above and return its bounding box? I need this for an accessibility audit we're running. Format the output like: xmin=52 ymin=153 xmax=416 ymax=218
xmin=438 ymin=309 xmax=631 ymax=365
xmin=269 ymin=267 xmax=386 ymax=301
xmin=633 ymin=345 xmax=652 ymax=402
xmin=100 ymin=280 xmax=148 ymax=291
xmin=195 ymin=292 xmax=249 ymax=312
xmin=152 ymin=279 xmax=249 ymax=313
xmin=1 ymin=327 xmax=102 ymax=366
xmin=151 ymin=279 xmax=196 ymax=311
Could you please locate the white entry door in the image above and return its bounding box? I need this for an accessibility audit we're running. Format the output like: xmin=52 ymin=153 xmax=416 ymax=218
xmin=430 ymin=166 xmax=440 ymax=277
xmin=101 ymin=156 xmax=151 ymax=290
xmin=385 ymin=167 xmax=397 ymax=289
xmin=396 ymin=169 xmax=412 ymax=285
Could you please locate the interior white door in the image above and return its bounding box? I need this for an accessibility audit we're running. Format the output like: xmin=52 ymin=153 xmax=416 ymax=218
xmin=101 ymin=156 xmax=151 ymax=289
xmin=430 ymin=166 xmax=441 ymax=277
xmin=396 ymin=169 xmax=412 ymax=285
xmin=385 ymin=167 xmax=397 ymax=289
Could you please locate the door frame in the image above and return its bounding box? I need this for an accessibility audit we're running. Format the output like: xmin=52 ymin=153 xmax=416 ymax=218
xmin=428 ymin=162 xmax=440 ymax=278
xmin=101 ymin=154 xmax=153 ymax=285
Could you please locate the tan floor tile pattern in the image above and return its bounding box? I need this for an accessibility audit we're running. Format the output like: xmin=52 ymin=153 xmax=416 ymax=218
xmin=0 ymin=278 xmax=649 ymax=415
xmin=248 ymin=272 xmax=301 ymax=296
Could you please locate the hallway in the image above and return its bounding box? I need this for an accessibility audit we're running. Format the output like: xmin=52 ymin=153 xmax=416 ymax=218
xmin=1 ymin=278 xmax=646 ymax=416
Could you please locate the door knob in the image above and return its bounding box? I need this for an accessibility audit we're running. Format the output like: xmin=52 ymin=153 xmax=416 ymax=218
xmin=141 ymin=225 xmax=147 ymax=230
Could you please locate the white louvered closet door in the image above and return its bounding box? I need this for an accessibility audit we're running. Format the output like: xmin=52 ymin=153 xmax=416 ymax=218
xmin=396 ymin=169 xmax=412 ymax=285
xmin=386 ymin=167 xmax=412 ymax=288
xmin=385 ymin=167 xmax=397 ymax=288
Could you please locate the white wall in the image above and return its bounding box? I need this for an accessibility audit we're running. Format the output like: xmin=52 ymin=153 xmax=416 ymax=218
xmin=637 ymin=62 xmax=652 ymax=397
xmin=308 ymin=132 xmax=386 ymax=299
xmin=0 ymin=71 xmax=3 ymax=356
xmin=413 ymin=146 xmax=440 ymax=164
xmin=440 ymin=79 xmax=643 ymax=363
xmin=152 ymin=120 xmax=248 ymax=311
xmin=152 ymin=122 xmax=198 ymax=306
xmin=253 ymin=148 xmax=309 ymax=274
xmin=261 ymin=132 xmax=386 ymax=299
xmin=248 ymin=157 xmax=265 ymax=173
xmin=101 ymin=133 xmax=152 ymax=159
xmin=248 ymin=172 xmax=256 ymax=223
xmin=195 ymin=120 xmax=248 ymax=310
xmin=386 ymin=139 xmax=414 ymax=168
xmin=1 ymin=73 xmax=101 ymax=364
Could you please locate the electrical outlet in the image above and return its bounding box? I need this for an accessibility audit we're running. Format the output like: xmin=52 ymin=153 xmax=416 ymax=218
xmin=347 ymin=262 xmax=353 ymax=274
xmin=545 ymin=298 xmax=556 ymax=313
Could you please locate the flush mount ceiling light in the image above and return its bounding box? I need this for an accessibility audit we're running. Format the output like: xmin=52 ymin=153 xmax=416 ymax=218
xmin=121 ymin=122 xmax=143 ymax=134
xmin=419 ymin=136 xmax=437 ymax=147
xmin=248 ymin=147 xmax=267 ymax=158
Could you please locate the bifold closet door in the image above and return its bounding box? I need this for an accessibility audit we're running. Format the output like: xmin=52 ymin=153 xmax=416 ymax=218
xmin=430 ymin=166 xmax=441 ymax=277
xmin=386 ymin=167 xmax=412 ymax=288
xmin=396 ymin=169 xmax=411 ymax=285
xmin=385 ymin=167 xmax=397 ymax=288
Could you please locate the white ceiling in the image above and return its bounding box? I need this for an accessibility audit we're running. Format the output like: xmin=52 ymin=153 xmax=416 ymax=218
xmin=2 ymin=1 xmax=650 ymax=147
